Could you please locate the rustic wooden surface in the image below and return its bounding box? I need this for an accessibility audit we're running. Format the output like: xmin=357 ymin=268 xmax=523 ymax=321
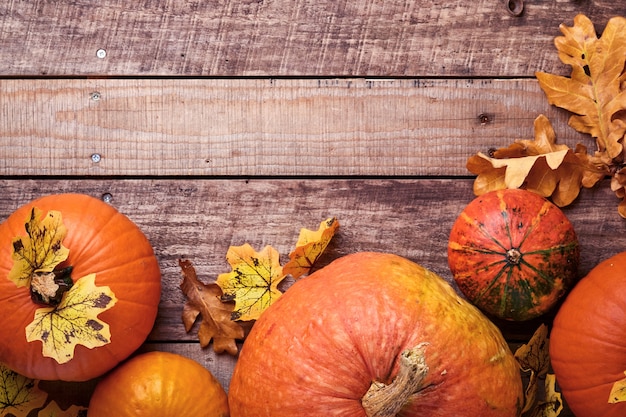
xmin=3 ymin=0 xmax=626 ymax=415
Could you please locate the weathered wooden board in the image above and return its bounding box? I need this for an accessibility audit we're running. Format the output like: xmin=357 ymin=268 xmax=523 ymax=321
xmin=1 ymin=0 xmax=624 ymax=77
xmin=1 ymin=78 xmax=592 ymax=176
xmin=1 ymin=177 xmax=621 ymax=415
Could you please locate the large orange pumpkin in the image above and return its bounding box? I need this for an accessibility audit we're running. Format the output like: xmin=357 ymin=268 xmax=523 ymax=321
xmin=448 ymin=189 xmax=579 ymax=321
xmin=88 ymin=351 xmax=229 ymax=417
xmin=229 ymin=252 xmax=523 ymax=417
xmin=550 ymin=251 xmax=626 ymax=417
xmin=0 ymin=194 xmax=161 ymax=381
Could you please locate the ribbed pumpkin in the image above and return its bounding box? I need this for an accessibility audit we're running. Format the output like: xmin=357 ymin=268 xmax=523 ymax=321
xmin=448 ymin=189 xmax=579 ymax=321
xmin=229 ymin=252 xmax=523 ymax=417
xmin=88 ymin=351 xmax=229 ymax=417
xmin=0 ymin=193 xmax=161 ymax=381
xmin=550 ymin=251 xmax=626 ymax=417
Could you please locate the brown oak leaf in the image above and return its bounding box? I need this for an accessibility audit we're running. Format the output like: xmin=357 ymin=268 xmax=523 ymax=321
xmin=179 ymin=259 xmax=244 ymax=356
xmin=467 ymin=114 xmax=606 ymax=206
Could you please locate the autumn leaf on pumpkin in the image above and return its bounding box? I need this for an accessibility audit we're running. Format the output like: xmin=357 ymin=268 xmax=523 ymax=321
xmin=216 ymin=244 xmax=285 ymax=322
xmin=536 ymin=14 xmax=626 ymax=160
xmin=515 ymin=324 xmax=551 ymax=414
xmin=179 ymin=259 xmax=244 ymax=356
xmin=0 ymin=362 xmax=47 ymax=416
xmin=25 ymin=274 xmax=117 ymax=364
xmin=8 ymin=207 xmax=70 ymax=288
xmin=609 ymin=371 xmax=626 ymax=403
xmin=467 ymin=114 xmax=606 ymax=206
xmin=283 ymin=217 xmax=339 ymax=279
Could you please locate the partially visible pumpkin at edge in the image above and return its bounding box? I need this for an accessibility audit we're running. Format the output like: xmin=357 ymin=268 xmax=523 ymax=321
xmin=448 ymin=188 xmax=579 ymax=321
xmin=88 ymin=351 xmax=229 ymax=417
xmin=0 ymin=193 xmax=162 ymax=381
xmin=228 ymin=251 xmax=524 ymax=417
xmin=550 ymin=250 xmax=626 ymax=417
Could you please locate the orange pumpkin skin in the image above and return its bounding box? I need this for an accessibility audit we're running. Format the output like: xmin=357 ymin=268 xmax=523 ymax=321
xmin=448 ymin=189 xmax=579 ymax=321
xmin=0 ymin=194 xmax=161 ymax=381
xmin=550 ymin=251 xmax=626 ymax=417
xmin=229 ymin=252 xmax=523 ymax=417
xmin=88 ymin=351 xmax=229 ymax=417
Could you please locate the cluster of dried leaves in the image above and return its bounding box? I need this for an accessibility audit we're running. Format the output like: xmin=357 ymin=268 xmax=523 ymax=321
xmin=515 ymin=325 xmax=563 ymax=417
xmin=179 ymin=218 xmax=339 ymax=356
xmin=468 ymin=14 xmax=626 ymax=217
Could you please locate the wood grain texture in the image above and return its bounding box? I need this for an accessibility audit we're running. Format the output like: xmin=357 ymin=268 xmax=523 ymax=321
xmin=0 ymin=0 xmax=624 ymax=77
xmin=0 ymin=77 xmax=592 ymax=176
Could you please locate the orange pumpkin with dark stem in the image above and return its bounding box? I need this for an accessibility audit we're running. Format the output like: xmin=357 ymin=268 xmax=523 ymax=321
xmin=447 ymin=189 xmax=579 ymax=321
xmin=88 ymin=351 xmax=230 ymax=417
xmin=0 ymin=194 xmax=161 ymax=381
xmin=229 ymin=252 xmax=523 ymax=417
xmin=550 ymin=251 xmax=626 ymax=417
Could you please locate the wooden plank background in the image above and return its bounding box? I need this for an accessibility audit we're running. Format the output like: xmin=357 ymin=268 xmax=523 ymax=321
xmin=2 ymin=0 xmax=626 ymax=415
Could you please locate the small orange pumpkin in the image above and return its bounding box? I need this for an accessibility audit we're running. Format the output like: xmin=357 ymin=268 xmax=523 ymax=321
xmin=0 ymin=194 xmax=161 ymax=381
xmin=87 ymin=351 xmax=229 ymax=417
xmin=550 ymin=251 xmax=626 ymax=417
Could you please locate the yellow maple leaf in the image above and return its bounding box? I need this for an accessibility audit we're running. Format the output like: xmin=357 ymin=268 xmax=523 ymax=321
xmin=283 ymin=217 xmax=339 ymax=279
xmin=467 ymin=115 xmax=606 ymax=206
xmin=216 ymin=244 xmax=285 ymax=321
xmin=0 ymin=362 xmax=47 ymax=416
xmin=37 ymin=400 xmax=87 ymax=417
xmin=8 ymin=207 xmax=70 ymax=288
xmin=25 ymin=274 xmax=117 ymax=364
xmin=609 ymin=370 xmax=626 ymax=403
xmin=179 ymin=259 xmax=244 ymax=356
xmin=536 ymin=14 xmax=626 ymax=159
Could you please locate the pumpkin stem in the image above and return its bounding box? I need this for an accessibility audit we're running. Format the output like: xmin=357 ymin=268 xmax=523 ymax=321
xmin=506 ymin=248 xmax=522 ymax=265
xmin=361 ymin=343 xmax=430 ymax=417
xmin=30 ymin=266 xmax=73 ymax=306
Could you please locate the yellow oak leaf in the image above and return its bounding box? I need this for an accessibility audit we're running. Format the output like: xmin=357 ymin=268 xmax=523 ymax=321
xmin=216 ymin=244 xmax=285 ymax=322
xmin=609 ymin=371 xmax=626 ymax=403
xmin=8 ymin=207 xmax=69 ymax=288
xmin=467 ymin=115 xmax=606 ymax=206
xmin=536 ymin=14 xmax=626 ymax=159
xmin=25 ymin=274 xmax=117 ymax=364
xmin=179 ymin=259 xmax=244 ymax=356
xmin=0 ymin=362 xmax=47 ymax=416
xmin=283 ymin=217 xmax=339 ymax=279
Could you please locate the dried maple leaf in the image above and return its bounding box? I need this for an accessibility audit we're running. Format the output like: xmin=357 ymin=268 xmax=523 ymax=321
xmin=536 ymin=14 xmax=626 ymax=159
xmin=515 ymin=324 xmax=551 ymax=414
xmin=216 ymin=244 xmax=286 ymax=322
xmin=609 ymin=371 xmax=626 ymax=403
xmin=527 ymin=374 xmax=563 ymax=417
xmin=283 ymin=217 xmax=339 ymax=279
xmin=467 ymin=115 xmax=606 ymax=206
xmin=179 ymin=259 xmax=244 ymax=356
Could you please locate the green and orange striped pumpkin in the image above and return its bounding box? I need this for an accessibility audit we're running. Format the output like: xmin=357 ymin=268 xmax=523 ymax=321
xmin=447 ymin=189 xmax=579 ymax=321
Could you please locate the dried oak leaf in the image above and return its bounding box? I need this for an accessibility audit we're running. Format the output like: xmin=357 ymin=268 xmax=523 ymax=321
xmin=536 ymin=14 xmax=626 ymax=160
xmin=467 ymin=114 xmax=606 ymax=206
xmin=283 ymin=217 xmax=339 ymax=279
xmin=216 ymin=244 xmax=286 ymax=322
xmin=179 ymin=259 xmax=244 ymax=356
